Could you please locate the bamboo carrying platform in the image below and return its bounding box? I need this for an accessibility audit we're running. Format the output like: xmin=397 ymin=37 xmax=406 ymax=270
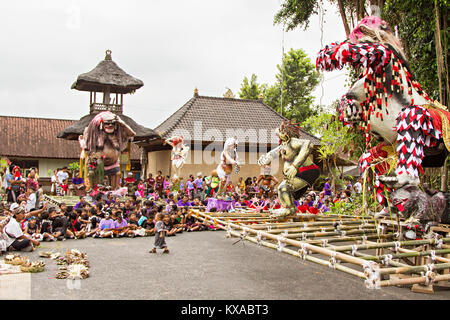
xmin=190 ymin=209 xmax=450 ymax=293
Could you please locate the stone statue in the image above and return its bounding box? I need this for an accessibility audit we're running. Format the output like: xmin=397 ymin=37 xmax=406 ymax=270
xmin=258 ymin=120 xmax=319 ymax=218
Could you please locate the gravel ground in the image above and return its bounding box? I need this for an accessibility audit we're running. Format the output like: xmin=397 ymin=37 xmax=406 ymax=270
xmin=1 ymin=230 xmax=449 ymax=300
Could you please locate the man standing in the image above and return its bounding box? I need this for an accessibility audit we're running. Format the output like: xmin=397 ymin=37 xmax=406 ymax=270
xmin=146 ymin=173 xmax=155 ymax=193
xmin=193 ymin=172 xmax=204 ymax=200
xmin=323 ymin=178 xmax=332 ymax=199
xmin=56 ymin=167 xmax=69 ymax=196
xmin=353 ymin=177 xmax=363 ymax=194
xmin=155 ymin=171 xmax=164 ymax=198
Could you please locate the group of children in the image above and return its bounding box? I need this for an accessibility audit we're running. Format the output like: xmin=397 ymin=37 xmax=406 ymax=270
xmin=0 ymin=194 xmax=215 ymax=255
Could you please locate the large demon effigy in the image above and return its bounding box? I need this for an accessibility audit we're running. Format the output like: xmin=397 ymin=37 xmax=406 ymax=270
xmin=258 ymin=120 xmax=319 ymax=218
xmin=316 ymin=16 xmax=450 ymax=229
xmin=80 ymin=111 xmax=136 ymax=190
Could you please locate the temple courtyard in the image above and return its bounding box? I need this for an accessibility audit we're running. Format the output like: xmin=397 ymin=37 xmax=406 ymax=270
xmin=1 ymin=231 xmax=449 ymax=300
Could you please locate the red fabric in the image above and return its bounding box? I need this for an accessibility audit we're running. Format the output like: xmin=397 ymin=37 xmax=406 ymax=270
xmin=297 ymin=204 xmax=309 ymax=213
xmin=427 ymin=108 xmax=450 ymax=134
xmin=125 ymin=177 xmax=135 ymax=184
xmin=308 ymin=206 xmax=319 ymax=214
xmin=298 ymin=164 xmax=319 ymax=173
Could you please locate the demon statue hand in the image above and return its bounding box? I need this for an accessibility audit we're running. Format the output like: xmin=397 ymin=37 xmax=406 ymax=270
xmin=81 ymin=111 xmax=135 ymax=191
xmin=258 ymin=121 xmax=319 ymax=218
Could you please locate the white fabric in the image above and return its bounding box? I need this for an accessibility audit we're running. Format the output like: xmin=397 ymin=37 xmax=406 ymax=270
xmin=25 ymin=193 xmax=36 ymax=212
xmin=354 ymin=182 xmax=362 ymax=194
xmin=57 ymin=171 xmax=69 ymax=184
xmin=216 ymin=164 xmax=230 ymax=182
xmin=50 ymin=174 xmax=57 ymax=193
xmin=3 ymin=218 xmax=22 ymax=247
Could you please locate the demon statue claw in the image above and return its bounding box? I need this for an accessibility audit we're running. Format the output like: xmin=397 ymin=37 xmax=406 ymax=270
xmin=258 ymin=120 xmax=319 ymax=218
xmin=80 ymin=111 xmax=135 ymax=190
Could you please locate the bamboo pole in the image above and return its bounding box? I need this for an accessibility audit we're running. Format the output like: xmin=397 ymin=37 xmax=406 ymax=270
xmin=263 ymin=224 xmax=376 ymax=234
xmin=380 ymin=274 xmax=450 ymax=287
xmin=358 ymin=249 xmax=450 ymax=262
xmin=366 ymin=240 xmax=450 ymax=264
xmin=206 ymin=215 xmax=367 ymax=279
xmin=330 ymin=238 xmax=450 ymax=253
xmin=193 ymin=211 xmax=372 ymax=267
xmin=195 ymin=210 xmax=450 ymax=287
xmin=306 ymin=233 xmax=394 ymax=245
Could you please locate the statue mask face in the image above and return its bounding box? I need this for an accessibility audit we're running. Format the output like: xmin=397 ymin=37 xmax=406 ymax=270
xmin=103 ymin=121 xmax=115 ymax=134
xmin=276 ymin=127 xmax=288 ymax=142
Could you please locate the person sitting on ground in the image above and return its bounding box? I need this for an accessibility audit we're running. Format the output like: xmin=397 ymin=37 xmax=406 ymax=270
xmin=24 ymin=216 xmax=43 ymax=241
xmin=112 ymin=212 xmax=129 ymax=237
xmin=163 ymin=213 xmax=177 ymax=236
xmin=74 ymin=196 xmax=87 ymax=210
xmin=126 ymin=212 xmax=152 ymax=237
xmin=3 ymin=207 xmax=40 ymax=252
xmin=177 ymin=194 xmax=191 ymax=207
xmin=66 ymin=212 xmax=87 ymax=239
xmin=184 ymin=210 xmax=206 ymax=232
xmin=58 ymin=202 xmax=67 ymax=217
xmin=95 ymin=212 xmax=116 ymax=238
xmin=172 ymin=211 xmax=186 ymax=232
xmin=38 ymin=211 xmax=57 ymax=241
xmin=86 ymin=207 xmax=100 ymax=237
xmin=149 ymin=212 xmax=169 ymax=254
xmin=191 ymin=197 xmax=202 ymax=208
xmin=48 ymin=207 xmax=69 ymax=240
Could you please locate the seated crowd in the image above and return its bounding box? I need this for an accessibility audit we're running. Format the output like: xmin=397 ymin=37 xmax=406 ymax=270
xmin=0 ymin=165 xmax=363 ymax=254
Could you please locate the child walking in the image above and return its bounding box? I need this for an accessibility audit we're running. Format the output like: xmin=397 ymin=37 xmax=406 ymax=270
xmin=149 ymin=213 xmax=169 ymax=254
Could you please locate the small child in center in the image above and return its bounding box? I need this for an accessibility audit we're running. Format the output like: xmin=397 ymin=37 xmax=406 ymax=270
xmin=149 ymin=213 xmax=169 ymax=254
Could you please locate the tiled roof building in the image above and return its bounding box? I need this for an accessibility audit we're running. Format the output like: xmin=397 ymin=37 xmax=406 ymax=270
xmin=0 ymin=115 xmax=141 ymax=177
xmin=155 ymin=92 xmax=320 ymax=146
xmin=139 ymin=90 xmax=321 ymax=181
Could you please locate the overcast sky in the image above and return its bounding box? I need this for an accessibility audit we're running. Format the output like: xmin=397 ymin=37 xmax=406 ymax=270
xmin=0 ymin=0 xmax=348 ymax=129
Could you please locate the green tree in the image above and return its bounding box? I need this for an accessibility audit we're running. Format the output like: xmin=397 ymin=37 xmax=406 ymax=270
xmin=263 ymin=48 xmax=321 ymax=123
xmin=301 ymin=106 xmax=364 ymax=191
xmin=274 ymin=0 xmax=448 ymax=105
xmin=383 ymin=0 xmax=449 ymax=105
xmin=238 ymin=74 xmax=267 ymax=100
xmin=274 ymin=0 xmax=383 ymax=36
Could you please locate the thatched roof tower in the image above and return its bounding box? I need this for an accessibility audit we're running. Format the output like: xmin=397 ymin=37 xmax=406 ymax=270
xmin=58 ymin=50 xmax=159 ymax=143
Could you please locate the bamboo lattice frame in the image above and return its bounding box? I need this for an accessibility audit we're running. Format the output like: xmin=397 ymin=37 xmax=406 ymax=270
xmin=190 ymin=209 xmax=450 ymax=292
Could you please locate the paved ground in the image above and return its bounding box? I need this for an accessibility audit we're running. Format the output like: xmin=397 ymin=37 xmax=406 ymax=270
xmin=2 ymin=230 xmax=450 ymax=300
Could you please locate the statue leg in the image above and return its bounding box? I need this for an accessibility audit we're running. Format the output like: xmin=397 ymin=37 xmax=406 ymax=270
xmin=110 ymin=172 xmax=121 ymax=190
xmin=270 ymin=178 xmax=309 ymax=218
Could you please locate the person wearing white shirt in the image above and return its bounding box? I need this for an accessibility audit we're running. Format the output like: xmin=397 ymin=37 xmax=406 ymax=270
xmin=3 ymin=207 xmax=40 ymax=251
xmin=353 ymin=178 xmax=363 ymax=194
xmin=25 ymin=187 xmax=37 ymax=212
xmin=56 ymin=167 xmax=69 ymax=184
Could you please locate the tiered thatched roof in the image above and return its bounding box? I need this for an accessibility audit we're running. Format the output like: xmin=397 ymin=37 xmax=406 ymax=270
xmin=71 ymin=50 xmax=144 ymax=94
xmin=57 ymin=113 xmax=159 ymax=142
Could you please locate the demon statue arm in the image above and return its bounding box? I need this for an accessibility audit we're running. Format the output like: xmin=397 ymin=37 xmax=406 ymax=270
xmin=258 ymin=121 xmax=319 ymax=218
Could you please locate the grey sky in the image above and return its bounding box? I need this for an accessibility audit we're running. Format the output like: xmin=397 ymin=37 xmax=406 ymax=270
xmin=0 ymin=0 xmax=348 ymax=129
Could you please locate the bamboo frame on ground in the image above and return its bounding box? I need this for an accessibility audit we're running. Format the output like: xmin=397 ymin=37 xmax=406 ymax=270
xmin=191 ymin=209 xmax=450 ymax=291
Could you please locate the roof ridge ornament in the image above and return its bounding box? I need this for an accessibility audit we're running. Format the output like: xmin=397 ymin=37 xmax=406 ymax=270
xmin=105 ymin=49 xmax=112 ymax=61
xmin=194 ymin=87 xmax=199 ymax=97
xmin=223 ymin=88 xmax=235 ymax=99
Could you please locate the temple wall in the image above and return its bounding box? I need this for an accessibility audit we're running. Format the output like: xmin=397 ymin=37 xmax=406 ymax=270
xmin=146 ymin=149 xmax=286 ymax=184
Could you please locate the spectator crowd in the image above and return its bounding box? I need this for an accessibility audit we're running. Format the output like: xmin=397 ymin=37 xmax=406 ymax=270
xmin=0 ymin=164 xmax=363 ymax=254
